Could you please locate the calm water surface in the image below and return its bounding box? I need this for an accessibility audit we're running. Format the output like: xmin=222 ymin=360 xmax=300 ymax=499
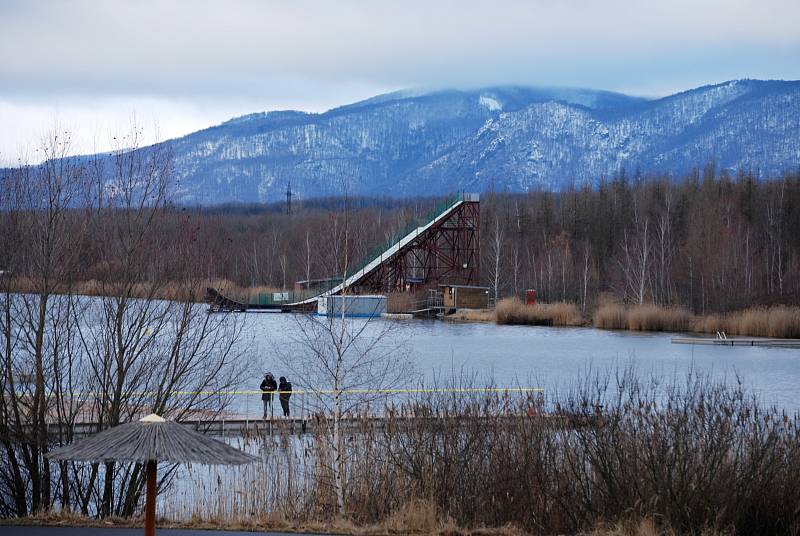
xmin=241 ymin=313 xmax=800 ymax=412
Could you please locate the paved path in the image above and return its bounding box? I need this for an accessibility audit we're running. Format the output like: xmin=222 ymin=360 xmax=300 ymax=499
xmin=0 ymin=527 xmax=327 ymax=536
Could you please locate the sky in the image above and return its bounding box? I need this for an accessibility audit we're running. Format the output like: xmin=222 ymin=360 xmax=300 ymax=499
xmin=1 ymin=0 xmax=799 ymax=161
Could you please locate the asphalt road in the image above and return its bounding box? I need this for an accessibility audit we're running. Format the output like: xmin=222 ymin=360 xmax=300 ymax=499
xmin=0 ymin=527 xmax=326 ymax=536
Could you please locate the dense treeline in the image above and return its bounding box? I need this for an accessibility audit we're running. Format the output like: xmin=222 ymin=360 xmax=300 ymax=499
xmin=3 ymin=162 xmax=799 ymax=315
xmin=145 ymin=167 xmax=800 ymax=314
xmin=480 ymin=166 xmax=800 ymax=314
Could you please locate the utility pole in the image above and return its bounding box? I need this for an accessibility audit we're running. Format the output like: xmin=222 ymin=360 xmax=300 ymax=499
xmin=285 ymin=181 xmax=292 ymax=215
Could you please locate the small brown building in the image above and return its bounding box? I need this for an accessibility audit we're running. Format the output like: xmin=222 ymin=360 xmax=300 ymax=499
xmin=439 ymin=284 xmax=490 ymax=309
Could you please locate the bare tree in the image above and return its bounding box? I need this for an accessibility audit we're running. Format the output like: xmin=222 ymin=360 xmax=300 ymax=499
xmin=0 ymin=127 xmax=90 ymax=515
xmin=581 ymin=242 xmax=592 ymax=312
xmin=275 ymin=195 xmax=414 ymax=516
xmin=75 ymin=126 xmax=250 ymax=517
xmin=618 ymin=216 xmax=651 ymax=304
xmin=278 ymin=313 xmax=412 ymax=515
xmin=486 ymin=216 xmax=504 ymax=302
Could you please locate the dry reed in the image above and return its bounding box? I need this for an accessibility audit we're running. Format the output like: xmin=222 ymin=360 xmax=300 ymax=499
xmin=692 ymin=305 xmax=800 ymax=338
xmin=626 ymin=304 xmax=693 ymax=332
xmin=594 ymin=302 xmax=800 ymax=337
xmin=593 ymin=302 xmax=692 ymax=332
xmin=447 ymin=309 xmax=496 ymax=322
xmin=495 ymin=298 xmax=583 ymax=326
xmin=593 ymin=303 xmax=628 ymax=329
xmin=9 ymin=277 xmax=255 ymax=304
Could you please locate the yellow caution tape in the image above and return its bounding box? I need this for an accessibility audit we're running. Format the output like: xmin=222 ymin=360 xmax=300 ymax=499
xmin=68 ymin=387 xmax=543 ymax=397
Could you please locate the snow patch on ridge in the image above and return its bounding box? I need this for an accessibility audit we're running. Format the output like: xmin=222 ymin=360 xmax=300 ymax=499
xmin=479 ymin=95 xmax=502 ymax=111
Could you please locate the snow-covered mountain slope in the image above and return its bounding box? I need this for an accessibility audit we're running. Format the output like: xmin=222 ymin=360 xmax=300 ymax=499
xmin=163 ymin=80 xmax=799 ymax=203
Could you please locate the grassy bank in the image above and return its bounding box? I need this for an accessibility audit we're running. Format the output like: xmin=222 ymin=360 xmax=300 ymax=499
xmin=7 ymin=277 xmax=279 ymax=304
xmin=7 ymin=511 xmax=737 ymax=536
xmin=10 ymin=275 xmax=800 ymax=338
xmin=450 ymin=297 xmax=800 ymax=338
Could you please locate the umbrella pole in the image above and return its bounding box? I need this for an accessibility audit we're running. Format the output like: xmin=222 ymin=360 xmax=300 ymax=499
xmin=145 ymin=461 xmax=157 ymax=536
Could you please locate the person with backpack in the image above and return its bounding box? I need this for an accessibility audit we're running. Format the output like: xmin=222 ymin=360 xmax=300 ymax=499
xmin=260 ymin=372 xmax=277 ymax=419
xmin=278 ymin=376 xmax=292 ymax=417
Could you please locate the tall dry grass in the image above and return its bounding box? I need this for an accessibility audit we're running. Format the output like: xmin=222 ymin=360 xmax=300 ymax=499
xmin=447 ymin=309 xmax=495 ymax=322
xmin=593 ymin=302 xmax=628 ymax=329
xmin=593 ymin=302 xmax=692 ymax=332
xmin=692 ymin=305 xmax=800 ymax=338
xmin=495 ymin=298 xmax=583 ymax=326
xmin=594 ymin=302 xmax=800 ymax=338
xmin=8 ymin=276 xmax=268 ymax=304
xmin=626 ymin=304 xmax=693 ymax=332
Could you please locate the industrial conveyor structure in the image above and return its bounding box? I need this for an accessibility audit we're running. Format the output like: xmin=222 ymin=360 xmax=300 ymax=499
xmin=207 ymin=193 xmax=480 ymax=312
xmin=288 ymin=193 xmax=480 ymax=309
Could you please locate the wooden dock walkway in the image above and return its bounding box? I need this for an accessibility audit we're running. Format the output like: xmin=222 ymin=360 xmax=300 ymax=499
xmin=47 ymin=413 xmax=597 ymax=438
xmin=672 ymin=336 xmax=800 ymax=348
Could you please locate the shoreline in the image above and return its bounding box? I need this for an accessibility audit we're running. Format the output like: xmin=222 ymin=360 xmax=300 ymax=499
xmin=447 ymin=299 xmax=800 ymax=339
xmin=6 ymin=281 xmax=800 ymax=339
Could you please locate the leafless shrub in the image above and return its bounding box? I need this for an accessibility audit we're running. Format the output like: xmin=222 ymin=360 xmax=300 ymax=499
xmin=337 ymin=371 xmax=798 ymax=535
xmin=130 ymin=369 xmax=800 ymax=536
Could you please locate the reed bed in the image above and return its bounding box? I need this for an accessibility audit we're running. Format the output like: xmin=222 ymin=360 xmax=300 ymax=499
xmin=594 ymin=302 xmax=800 ymax=337
xmin=692 ymin=305 xmax=800 ymax=338
xmin=8 ymin=277 xmax=249 ymax=303
xmin=144 ymin=372 xmax=800 ymax=536
xmin=594 ymin=303 xmax=693 ymax=332
xmin=447 ymin=308 xmax=496 ymax=322
xmin=592 ymin=302 xmax=628 ymax=329
xmin=495 ymin=298 xmax=583 ymax=326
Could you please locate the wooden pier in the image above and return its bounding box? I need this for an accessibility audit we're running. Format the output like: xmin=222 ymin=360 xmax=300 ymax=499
xmin=47 ymin=413 xmax=597 ymax=439
xmin=672 ymin=337 xmax=800 ymax=348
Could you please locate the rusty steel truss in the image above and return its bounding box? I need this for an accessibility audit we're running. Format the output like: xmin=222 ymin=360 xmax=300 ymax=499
xmin=349 ymin=197 xmax=480 ymax=294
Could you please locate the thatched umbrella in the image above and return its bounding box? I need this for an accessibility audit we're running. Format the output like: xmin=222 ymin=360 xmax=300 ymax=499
xmin=48 ymin=414 xmax=256 ymax=536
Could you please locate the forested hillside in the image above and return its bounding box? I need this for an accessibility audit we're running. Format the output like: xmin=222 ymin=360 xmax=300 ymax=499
xmin=161 ymin=79 xmax=800 ymax=203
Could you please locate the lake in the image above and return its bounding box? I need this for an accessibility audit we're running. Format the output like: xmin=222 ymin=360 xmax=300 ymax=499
xmin=236 ymin=312 xmax=800 ymax=414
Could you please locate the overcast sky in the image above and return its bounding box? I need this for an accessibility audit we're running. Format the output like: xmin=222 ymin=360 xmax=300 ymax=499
xmin=1 ymin=0 xmax=799 ymax=160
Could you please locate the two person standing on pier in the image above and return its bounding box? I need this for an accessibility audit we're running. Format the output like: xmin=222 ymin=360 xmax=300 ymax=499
xmin=260 ymin=372 xmax=292 ymax=418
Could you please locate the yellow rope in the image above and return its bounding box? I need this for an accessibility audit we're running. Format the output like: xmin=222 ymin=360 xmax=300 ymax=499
xmin=69 ymin=387 xmax=544 ymax=397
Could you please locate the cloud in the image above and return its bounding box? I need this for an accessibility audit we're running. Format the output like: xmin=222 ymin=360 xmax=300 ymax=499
xmin=1 ymin=0 xmax=798 ymax=155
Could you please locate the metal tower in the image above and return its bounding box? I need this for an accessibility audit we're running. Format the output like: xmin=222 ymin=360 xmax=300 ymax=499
xmin=345 ymin=193 xmax=480 ymax=293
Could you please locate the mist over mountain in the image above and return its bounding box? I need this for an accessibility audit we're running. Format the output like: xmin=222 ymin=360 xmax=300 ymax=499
xmin=24 ymin=79 xmax=800 ymax=204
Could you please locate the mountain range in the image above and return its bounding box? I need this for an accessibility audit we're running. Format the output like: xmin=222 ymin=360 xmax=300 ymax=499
xmin=49 ymin=79 xmax=800 ymax=203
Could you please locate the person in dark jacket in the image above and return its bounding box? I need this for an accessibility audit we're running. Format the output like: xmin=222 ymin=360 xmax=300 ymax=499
xmin=260 ymin=372 xmax=277 ymax=419
xmin=278 ymin=376 xmax=292 ymax=417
